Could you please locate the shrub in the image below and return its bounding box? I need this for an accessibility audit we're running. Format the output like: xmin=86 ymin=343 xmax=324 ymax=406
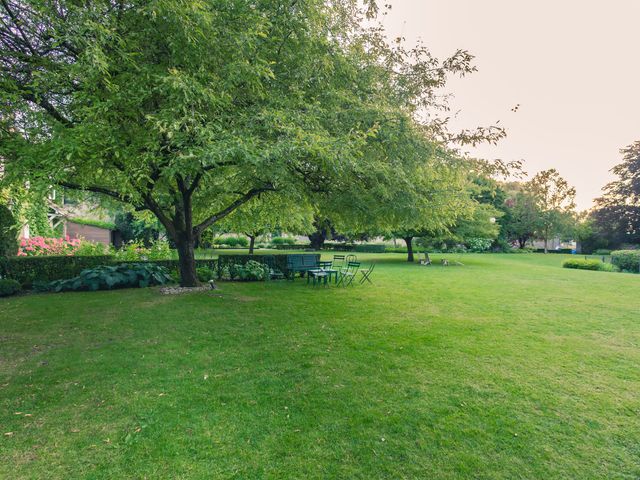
xmin=196 ymin=266 xmax=216 ymax=282
xmin=0 ymin=278 xmax=21 ymax=297
xmin=0 ymin=204 xmax=18 ymax=257
xmin=593 ymin=249 xmax=612 ymax=256
xmin=229 ymin=260 xmax=269 ymax=281
xmin=466 ymin=238 xmax=493 ymax=253
xmin=562 ymin=259 xmax=618 ymax=272
xmin=74 ymin=240 xmax=113 ymax=256
xmin=46 ymin=263 xmax=173 ymax=292
xmin=225 ymin=237 xmax=239 ymax=247
xmin=611 ymin=250 xmax=640 ymax=272
xmin=236 ymin=237 xmax=249 ymax=247
xmin=0 ymin=255 xmax=115 ymax=288
xmin=270 ymin=237 xmax=286 ymax=245
xmin=114 ymin=240 xmax=174 ymax=261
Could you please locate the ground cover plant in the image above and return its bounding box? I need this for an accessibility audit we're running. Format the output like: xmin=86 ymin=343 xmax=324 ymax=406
xmin=1 ymin=253 xmax=639 ymax=479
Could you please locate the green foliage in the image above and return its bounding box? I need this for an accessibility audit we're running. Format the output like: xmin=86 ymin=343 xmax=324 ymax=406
xmin=228 ymin=260 xmax=269 ymax=282
xmin=0 ymin=204 xmax=18 ymax=257
xmin=114 ymin=212 xmax=162 ymax=246
xmin=593 ymin=249 xmax=612 ymax=256
xmin=74 ymin=240 xmax=113 ymax=256
xmin=69 ymin=218 xmax=117 ymax=230
xmin=0 ymin=0 xmax=503 ymax=286
xmin=562 ymin=259 xmax=613 ymax=271
xmin=196 ymin=267 xmax=216 ymax=283
xmin=0 ymin=278 xmax=21 ymax=297
xmin=46 ymin=263 xmax=173 ymax=293
xmin=611 ymin=250 xmax=640 ymax=272
xmin=114 ymin=241 xmax=174 ymax=261
xmin=466 ymin=238 xmax=494 ymax=252
xmin=0 ymin=255 xmax=115 ymax=288
xmin=270 ymin=237 xmax=291 ymax=246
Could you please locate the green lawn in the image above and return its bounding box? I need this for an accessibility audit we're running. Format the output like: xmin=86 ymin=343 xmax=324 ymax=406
xmin=1 ymin=253 xmax=639 ymax=479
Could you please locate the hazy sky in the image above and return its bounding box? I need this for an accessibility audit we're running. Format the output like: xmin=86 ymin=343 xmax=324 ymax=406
xmin=382 ymin=0 xmax=640 ymax=210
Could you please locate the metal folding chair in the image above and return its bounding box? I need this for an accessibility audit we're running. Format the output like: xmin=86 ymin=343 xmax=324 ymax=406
xmin=359 ymin=263 xmax=375 ymax=284
xmin=337 ymin=261 xmax=360 ymax=287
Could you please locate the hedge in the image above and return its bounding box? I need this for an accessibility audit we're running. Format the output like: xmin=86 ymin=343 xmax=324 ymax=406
xmin=322 ymin=242 xmax=354 ymax=251
xmin=0 ymin=256 xmax=219 ymax=288
xmin=562 ymin=259 xmax=604 ymax=271
xmin=0 ymin=255 xmax=115 ymax=288
xmin=272 ymin=244 xmax=312 ymax=250
xmin=611 ymin=250 xmax=640 ymax=272
xmin=354 ymin=244 xmax=386 ymax=253
xmin=217 ymin=253 xmax=320 ymax=277
xmin=535 ymin=248 xmax=574 ymax=254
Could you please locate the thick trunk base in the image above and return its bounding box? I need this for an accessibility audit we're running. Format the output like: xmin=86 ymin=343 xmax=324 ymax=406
xmin=404 ymin=237 xmax=414 ymax=262
xmin=176 ymin=238 xmax=199 ymax=287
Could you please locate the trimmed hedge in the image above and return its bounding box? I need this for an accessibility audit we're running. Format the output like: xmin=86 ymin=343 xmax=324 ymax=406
xmin=354 ymin=244 xmax=386 ymax=253
xmin=273 ymin=244 xmax=312 ymax=250
xmin=535 ymin=248 xmax=574 ymax=254
xmin=0 ymin=255 xmax=219 ymax=288
xmin=562 ymin=259 xmax=618 ymax=272
xmin=611 ymin=250 xmax=640 ymax=272
xmin=0 ymin=255 xmax=115 ymax=288
xmin=322 ymin=243 xmax=355 ymax=251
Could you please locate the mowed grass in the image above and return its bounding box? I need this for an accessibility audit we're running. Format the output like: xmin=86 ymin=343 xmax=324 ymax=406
xmin=1 ymin=253 xmax=639 ymax=479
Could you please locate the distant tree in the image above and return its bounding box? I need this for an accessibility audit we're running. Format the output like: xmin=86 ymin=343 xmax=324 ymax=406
xmin=528 ymin=169 xmax=576 ymax=253
xmin=589 ymin=142 xmax=640 ymax=248
xmin=221 ymin=193 xmax=313 ymax=254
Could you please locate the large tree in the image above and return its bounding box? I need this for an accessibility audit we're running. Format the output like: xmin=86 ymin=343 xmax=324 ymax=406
xmin=0 ymin=1 xmax=503 ymax=284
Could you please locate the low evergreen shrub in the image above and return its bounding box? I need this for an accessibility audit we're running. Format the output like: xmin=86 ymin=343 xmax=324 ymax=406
xmin=0 ymin=278 xmax=21 ymax=297
xmin=562 ymin=259 xmax=618 ymax=272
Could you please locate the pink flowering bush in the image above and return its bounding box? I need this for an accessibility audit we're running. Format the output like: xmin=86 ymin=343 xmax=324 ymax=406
xmin=17 ymin=236 xmax=82 ymax=256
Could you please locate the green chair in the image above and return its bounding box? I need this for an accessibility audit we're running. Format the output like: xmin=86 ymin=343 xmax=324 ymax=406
xmin=359 ymin=263 xmax=375 ymax=284
xmin=337 ymin=261 xmax=360 ymax=287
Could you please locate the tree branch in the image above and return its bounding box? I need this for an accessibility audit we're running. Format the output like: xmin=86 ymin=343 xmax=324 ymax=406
xmin=58 ymin=181 xmax=134 ymax=203
xmin=194 ymin=184 xmax=276 ymax=234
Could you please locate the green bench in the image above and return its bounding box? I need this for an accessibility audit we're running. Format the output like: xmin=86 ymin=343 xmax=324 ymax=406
xmin=286 ymin=254 xmax=320 ymax=279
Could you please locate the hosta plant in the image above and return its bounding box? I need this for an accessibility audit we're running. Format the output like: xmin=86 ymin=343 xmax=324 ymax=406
xmin=46 ymin=263 xmax=173 ymax=293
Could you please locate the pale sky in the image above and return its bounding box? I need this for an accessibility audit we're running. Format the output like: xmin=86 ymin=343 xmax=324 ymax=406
xmin=383 ymin=0 xmax=640 ymax=210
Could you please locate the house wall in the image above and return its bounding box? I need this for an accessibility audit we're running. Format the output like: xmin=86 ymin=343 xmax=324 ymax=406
xmin=65 ymin=221 xmax=112 ymax=245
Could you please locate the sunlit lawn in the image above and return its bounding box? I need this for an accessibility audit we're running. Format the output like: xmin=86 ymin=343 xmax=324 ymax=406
xmin=1 ymin=253 xmax=639 ymax=479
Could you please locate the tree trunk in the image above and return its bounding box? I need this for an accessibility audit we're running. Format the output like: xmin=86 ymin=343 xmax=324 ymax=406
xmin=404 ymin=236 xmax=414 ymax=262
xmin=544 ymin=236 xmax=548 ymax=254
xmin=518 ymin=238 xmax=527 ymax=249
xmin=175 ymin=235 xmax=199 ymax=287
xmin=248 ymin=234 xmax=256 ymax=254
